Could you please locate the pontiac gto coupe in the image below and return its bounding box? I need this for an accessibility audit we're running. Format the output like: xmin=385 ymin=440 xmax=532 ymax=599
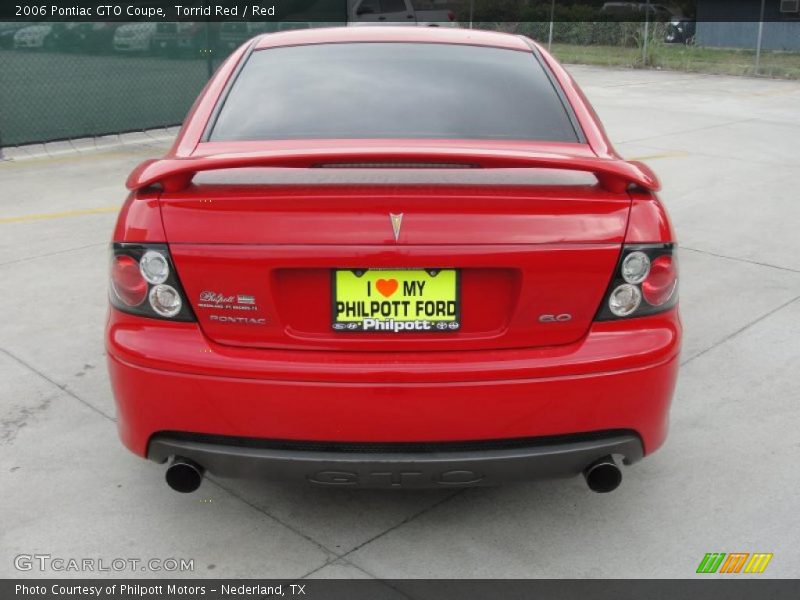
xmin=107 ymin=27 xmax=680 ymax=493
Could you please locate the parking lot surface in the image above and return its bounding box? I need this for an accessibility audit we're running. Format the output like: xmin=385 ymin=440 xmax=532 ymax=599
xmin=1 ymin=66 xmax=799 ymax=579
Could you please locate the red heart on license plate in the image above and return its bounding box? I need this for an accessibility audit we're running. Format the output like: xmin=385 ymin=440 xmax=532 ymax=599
xmin=376 ymin=278 xmax=398 ymax=298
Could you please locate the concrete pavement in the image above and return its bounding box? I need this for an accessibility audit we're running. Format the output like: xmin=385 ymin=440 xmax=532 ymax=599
xmin=1 ymin=66 xmax=798 ymax=579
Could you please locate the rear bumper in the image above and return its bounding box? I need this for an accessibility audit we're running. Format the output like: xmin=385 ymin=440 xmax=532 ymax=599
xmin=148 ymin=431 xmax=643 ymax=488
xmin=107 ymin=308 xmax=680 ymax=482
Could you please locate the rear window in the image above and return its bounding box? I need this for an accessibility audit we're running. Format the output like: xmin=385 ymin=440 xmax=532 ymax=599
xmin=208 ymin=43 xmax=580 ymax=142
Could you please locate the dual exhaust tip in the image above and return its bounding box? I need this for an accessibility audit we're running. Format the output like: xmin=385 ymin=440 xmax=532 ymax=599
xmin=164 ymin=454 xmax=623 ymax=494
xmin=165 ymin=457 xmax=204 ymax=493
xmin=583 ymin=455 xmax=623 ymax=493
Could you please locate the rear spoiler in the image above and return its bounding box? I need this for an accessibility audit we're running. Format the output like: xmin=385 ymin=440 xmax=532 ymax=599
xmin=126 ymin=148 xmax=660 ymax=194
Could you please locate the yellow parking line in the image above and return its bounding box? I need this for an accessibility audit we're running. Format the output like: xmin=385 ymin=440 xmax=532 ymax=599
xmin=0 ymin=206 xmax=119 ymax=224
xmin=737 ymin=88 xmax=799 ymax=98
xmin=629 ymin=151 xmax=689 ymax=161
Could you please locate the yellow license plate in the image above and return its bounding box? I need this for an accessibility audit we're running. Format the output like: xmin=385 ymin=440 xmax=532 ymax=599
xmin=332 ymin=269 xmax=460 ymax=333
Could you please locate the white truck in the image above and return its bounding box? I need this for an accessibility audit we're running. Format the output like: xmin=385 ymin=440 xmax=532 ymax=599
xmin=349 ymin=0 xmax=457 ymax=26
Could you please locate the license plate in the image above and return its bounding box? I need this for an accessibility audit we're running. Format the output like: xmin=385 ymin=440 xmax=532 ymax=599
xmin=332 ymin=269 xmax=460 ymax=333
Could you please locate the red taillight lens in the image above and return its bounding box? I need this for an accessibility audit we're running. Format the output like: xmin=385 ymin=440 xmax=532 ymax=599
xmin=110 ymin=255 xmax=148 ymax=307
xmin=448 ymin=10 xmax=455 ymax=21
xmin=642 ymin=255 xmax=678 ymax=307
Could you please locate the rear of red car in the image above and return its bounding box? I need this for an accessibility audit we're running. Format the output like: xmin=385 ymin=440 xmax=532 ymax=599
xmin=106 ymin=27 xmax=680 ymax=493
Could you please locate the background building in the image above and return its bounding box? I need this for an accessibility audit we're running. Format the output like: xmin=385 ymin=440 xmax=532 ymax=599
xmin=697 ymin=0 xmax=800 ymax=51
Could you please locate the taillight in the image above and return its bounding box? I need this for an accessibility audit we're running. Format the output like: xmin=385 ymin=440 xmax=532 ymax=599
xmin=110 ymin=255 xmax=148 ymax=307
xmin=642 ymin=255 xmax=678 ymax=307
xmin=596 ymin=244 xmax=678 ymax=320
xmin=109 ymin=243 xmax=195 ymax=322
xmin=448 ymin=10 xmax=456 ymax=21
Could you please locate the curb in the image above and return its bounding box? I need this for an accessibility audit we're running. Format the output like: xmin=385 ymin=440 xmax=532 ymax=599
xmin=0 ymin=126 xmax=180 ymax=162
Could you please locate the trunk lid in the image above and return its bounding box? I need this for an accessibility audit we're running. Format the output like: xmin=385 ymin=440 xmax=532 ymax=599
xmin=161 ymin=170 xmax=630 ymax=351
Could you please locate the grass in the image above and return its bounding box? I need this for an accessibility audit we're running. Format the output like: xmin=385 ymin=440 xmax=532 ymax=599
xmin=549 ymin=43 xmax=800 ymax=80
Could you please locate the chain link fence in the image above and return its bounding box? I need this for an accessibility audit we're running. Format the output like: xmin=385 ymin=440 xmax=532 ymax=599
xmin=0 ymin=22 xmax=229 ymax=146
xmin=0 ymin=21 xmax=327 ymax=147
xmin=1 ymin=16 xmax=799 ymax=148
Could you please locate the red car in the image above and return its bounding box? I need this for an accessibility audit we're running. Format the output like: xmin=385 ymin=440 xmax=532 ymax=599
xmin=107 ymin=27 xmax=680 ymax=494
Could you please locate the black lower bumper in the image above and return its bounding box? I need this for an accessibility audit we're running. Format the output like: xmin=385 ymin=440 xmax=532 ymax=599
xmin=148 ymin=431 xmax=644 ymax=489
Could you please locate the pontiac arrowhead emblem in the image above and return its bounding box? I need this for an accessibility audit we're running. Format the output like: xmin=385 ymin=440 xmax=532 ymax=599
xmin=389 ymin=213 xmax=403 ymax=242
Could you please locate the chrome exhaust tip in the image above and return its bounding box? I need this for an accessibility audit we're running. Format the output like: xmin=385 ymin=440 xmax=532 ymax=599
xmin=583 ymin=455 xmax=622 ymax=493
xmin=165 ymin=457 xmax=204 ymax=493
